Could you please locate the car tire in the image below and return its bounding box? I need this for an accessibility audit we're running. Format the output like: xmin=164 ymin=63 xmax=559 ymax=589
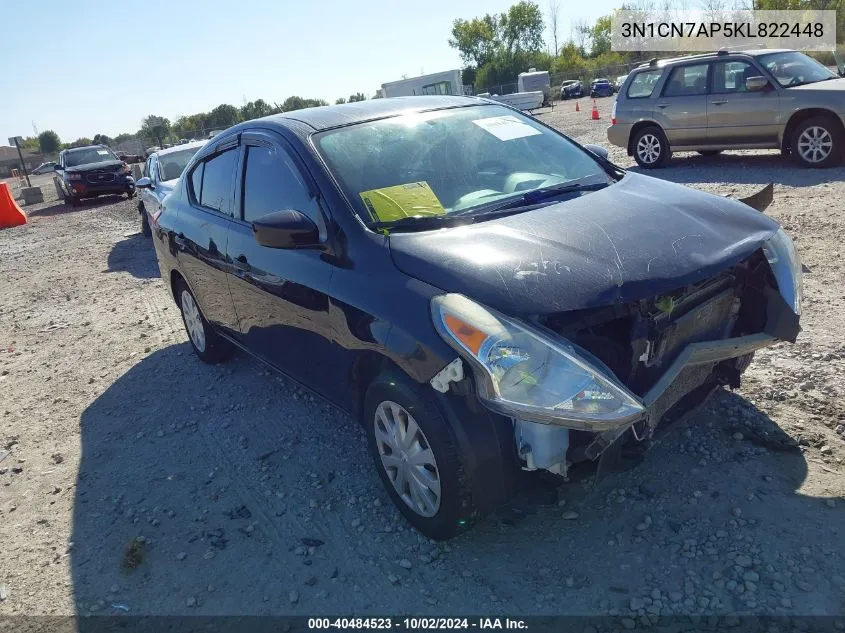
xmin=139 ymin=204 xmax=152 ymax=237
xmin=791 ymin=116 xmax=844 ymax=168
xmin=632 ymin=126 xmax=671 ymax=169
xmin=175 ymin=279 xmax=235 ymax=364
xmin=363 ymin=372 xmax=476 ymax=540
xmin=697 ymin=150 xmax=722 ymax=156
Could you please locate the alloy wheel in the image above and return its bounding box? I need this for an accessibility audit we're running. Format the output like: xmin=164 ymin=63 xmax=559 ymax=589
xmin=373 ymin=401 xmax=441 ymax=517
xmin=180 ymin=290 xmax=206 ymax=353
xmin=637 ymin=134 xmax=661 ymax=164
xmin=797 ymin=126 xmax=833 ymax=164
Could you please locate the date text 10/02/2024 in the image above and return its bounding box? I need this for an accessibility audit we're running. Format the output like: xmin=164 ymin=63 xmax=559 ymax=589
xmin=307 ymin=618 xmax=529 ymax=630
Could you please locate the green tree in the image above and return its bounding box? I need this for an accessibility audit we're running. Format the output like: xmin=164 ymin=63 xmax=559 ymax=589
xmin=113 ymin=133 xmax=134 ymax=144
xmin=140 ymin=115 xmax=171 ymax=147
xmin=281 ymin=96 xmax=328 ymax=111
xmin=449 ymin=13 xmax=499 ymax=67
xmin=335 ymin=97 xmax=347 ymax=104
xmin=68 ymin=137 xmax=93 ymax=148
xmin=208 ymin=104 xmax=240 ymax=128
xmin=92 ymin=133 xmax=112 ymax=146
xmin=348 ymin=92 xmax=367 ymax=102
xmin=19 ymin=136 xmax=39 ymax=151
xmin=587 ymin=15 xmax=612 ymax=58
xmin=239 ymin=99 xmax=273 ymax=121
xmin=449 ymin=1 xmax=544 ymax=66
xmin=38 ymin=130 xmax=61 ymax=154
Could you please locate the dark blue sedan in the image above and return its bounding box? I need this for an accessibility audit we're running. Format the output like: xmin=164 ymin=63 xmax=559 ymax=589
xmin=590 ymin=78 xmax=614 ymax=97
xmin=151 ymin=96 xmax=801 ymax=539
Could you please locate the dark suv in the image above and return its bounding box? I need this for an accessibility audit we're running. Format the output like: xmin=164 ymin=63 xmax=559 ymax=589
xmin=54 ymin=145 xmax=136 ymax=205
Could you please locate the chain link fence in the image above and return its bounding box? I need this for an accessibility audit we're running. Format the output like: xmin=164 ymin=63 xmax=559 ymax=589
xmin=479 ymin=61 xmax=648 ymax=98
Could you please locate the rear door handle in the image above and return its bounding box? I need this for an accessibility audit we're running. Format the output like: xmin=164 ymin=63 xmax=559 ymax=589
xmin=711 ymin=99 xmax=728 ymax=105
xmin=656 ymin=102 xmax=670 ymax=109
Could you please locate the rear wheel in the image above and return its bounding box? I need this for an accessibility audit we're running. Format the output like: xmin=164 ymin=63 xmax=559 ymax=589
xmin=175 ymin=279 xmax=235 ymax=364
xmin=633 ymin=126 xmax=671 ymax=169
xmin=363 ymin=373 xmax=476 ymax=540
xmin=791 ymin=116 xmax=844 ymax=168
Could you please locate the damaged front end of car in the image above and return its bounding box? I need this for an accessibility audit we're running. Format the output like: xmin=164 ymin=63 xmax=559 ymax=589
xmin=429 ymin=227 xmax=802 ymax=479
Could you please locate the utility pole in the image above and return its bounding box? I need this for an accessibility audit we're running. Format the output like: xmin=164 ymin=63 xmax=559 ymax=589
xmin=9 ymin=137 xmax=31 ymax=187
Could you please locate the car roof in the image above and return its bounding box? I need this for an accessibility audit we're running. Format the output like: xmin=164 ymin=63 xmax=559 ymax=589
xmin=150 ymin=140 xmax=207 ymax=157
xmin=636 ymin=48 xmax=795 ymax=70
xmin=64 ymin=144 xmax=111 ymax=153
xmin=247 ymin=95 xmax=489 ymax=132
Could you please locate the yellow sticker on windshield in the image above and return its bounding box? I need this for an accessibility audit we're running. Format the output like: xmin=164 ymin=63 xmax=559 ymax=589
xmin=359 ymin=181 xmax=445 ymax=222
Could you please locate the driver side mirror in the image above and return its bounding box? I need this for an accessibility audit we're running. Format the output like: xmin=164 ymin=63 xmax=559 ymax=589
xmin=583 ymin=143 xmax=609 ymax=160
xmin=135 ymin=177 xmax=152 ymax=189
xmin=745 ymin=76 xmax=769 ymax=92
xmin=252 ymin=210 xmax=319 ymax=249
xmin=54 ymin=164 xmax=62 ymax=171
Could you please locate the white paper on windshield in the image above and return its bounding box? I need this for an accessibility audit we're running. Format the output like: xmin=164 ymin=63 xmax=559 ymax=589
xmin=472 ymin=115 xmax=542 ymax=141
xmin=96 ymin=150 xmax=109 ymax=155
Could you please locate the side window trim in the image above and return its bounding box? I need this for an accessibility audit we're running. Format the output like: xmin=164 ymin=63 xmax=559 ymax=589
xmin=235 ymin=130 xmax=321 ymax=222
xmin=660 ymin=62 xmax=710 ymax=98
xmin=235 ymin=130 xmax=327 ymax=241
xmin=187 ymin=147 xmax=238 ymax=218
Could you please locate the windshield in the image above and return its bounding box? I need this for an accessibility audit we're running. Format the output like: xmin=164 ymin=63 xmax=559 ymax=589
xmin=157 ymin=147 xmax=201 ymax=181
xmin=65 ymin=147 xmax=119 ymax=167
xmin=757 ymin=51 xmax=837 ymax=87
xmin=315 ymin=105 xmax=610 ymax=227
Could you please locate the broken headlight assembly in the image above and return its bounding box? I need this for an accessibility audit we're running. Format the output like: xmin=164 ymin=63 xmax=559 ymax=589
xmin=762 ymin=228 xmax=803 ymax=316
xmin=431 ymin=294 xmax=644 ymax=431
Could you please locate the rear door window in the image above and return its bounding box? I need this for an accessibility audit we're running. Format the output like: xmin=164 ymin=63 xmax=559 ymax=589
xmin=662 ymin=64 xmax=709 ymax=97
xmin=626 ymin=70 xmax=662 ymax=98
xmin=194 ymin=149 xmax=238 ymax=215
xmin=712 ymin=60 xmax=757 ymax=93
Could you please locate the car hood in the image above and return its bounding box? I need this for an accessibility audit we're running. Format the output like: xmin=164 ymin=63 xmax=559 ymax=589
xmin=388 ymin=172 xmax=781 ymax=316
xmin=788 ymin=77 xmax=845 ymax=92
xmin=65 ymin=160 xmax=124 ymax=173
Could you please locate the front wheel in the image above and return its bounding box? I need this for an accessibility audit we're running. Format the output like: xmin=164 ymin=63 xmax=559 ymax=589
xmin=632 ymin=126 xmax=671 ymax=169
xmin=139 ymin=204 xmax=152 ymax=237
xmin=364 ymin=373 xmax=476 ymax=540
xmin=176 ymin=279 xmax=235 ymax=364
xmin=791 ymin=116 xmax=844 ymax=168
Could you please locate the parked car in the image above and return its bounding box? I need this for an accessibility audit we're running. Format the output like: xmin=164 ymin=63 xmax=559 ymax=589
xmin=614 ymin=75 xmax=629 ymax=93
xmin=559 ymin=80 xmax=583 ymax=100
xmin=590 ymin=78 xmax=614 ymax=97
xmin=135 ymin=141 xmax=206 ymax=236
xmin=31 ymin=161 xmax=57 ymax=175
xmin=608 ymin=49 xmax=845 ymax=169
xmin=53 ymin=145 xmax=135 ymax=206
xmin=151 ymin=96 xmax=801 ymax=539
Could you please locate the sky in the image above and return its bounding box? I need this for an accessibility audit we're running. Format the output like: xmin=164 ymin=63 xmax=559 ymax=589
xmin=0 ymin=0 xmax=617 ymax=145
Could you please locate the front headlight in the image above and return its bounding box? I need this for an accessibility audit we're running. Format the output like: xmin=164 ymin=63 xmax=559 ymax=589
xmin=762 ymin=228 xmax=802 ymax=315
xmin=431 ymin=294 xmax=645 ymax=431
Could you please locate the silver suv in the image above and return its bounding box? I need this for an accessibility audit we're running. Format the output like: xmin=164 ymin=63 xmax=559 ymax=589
xmin=608 ymin=49 xmax=845 ymax=169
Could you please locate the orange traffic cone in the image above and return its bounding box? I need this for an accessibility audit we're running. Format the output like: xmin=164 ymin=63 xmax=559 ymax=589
xmin=0 ymin=182 xmax=27 ymax=229
xmin=575 ymin=100 xmax=580 ymax=112
xmin=591 ymin=100 xmax=600 ymax=120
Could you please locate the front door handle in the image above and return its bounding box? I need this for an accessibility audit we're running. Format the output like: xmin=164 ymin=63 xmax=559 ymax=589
xmin=656 ymin=102 xmax=669 ymax=109
xmin=711 ymin=99 xmax=728 ymax=105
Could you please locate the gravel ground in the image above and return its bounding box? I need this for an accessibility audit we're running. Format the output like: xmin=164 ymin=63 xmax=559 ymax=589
xmin=1 ymin=108 xmax=844 ymax=624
